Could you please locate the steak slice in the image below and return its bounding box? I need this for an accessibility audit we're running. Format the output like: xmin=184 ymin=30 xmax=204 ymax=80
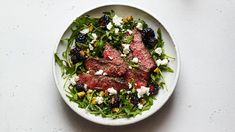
xmin=130 ymin=29 xmax=157 ymax=72
xmin=103 ymin=43 xmax=124 ymax=65
xmin=79 ymin=73 xmax=128 ymax=91
xmin=125 ymin=68 xmax=149 ymax=87
xmin=84 ymin=58 xmax=127 ymax=77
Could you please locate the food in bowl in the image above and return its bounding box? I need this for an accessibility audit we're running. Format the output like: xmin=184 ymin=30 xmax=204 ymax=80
xmin=54 ymin=10 xmax=174 ymax=118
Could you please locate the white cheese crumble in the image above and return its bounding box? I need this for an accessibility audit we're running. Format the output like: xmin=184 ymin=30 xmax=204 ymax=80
xmin=136 ymin=86 xmax=150 ymax=98
xmin=126 ymin=29 xmax=133 ymax=34
xmin=137 ymin=103 xmax=143 ymax=109
xmin=89 ymin=44 xmax=94 ymax=50
xmin=127 ymin=91 xmax=131 ymax=94
xmin=107 ymin=87 xmax=117 ymax=95
xmin=114 ymin=28 xmax=119 ymax=34
xmin=108 ymin=36 xmax=112 ymax=40
xmin=70 ymin=75 xmax=79 ymax=85
xmin=128 ymin=83 xmax=132 ymax=89
xmin=122 ymin=44 xmax=130 ymax=54
xmin=96 ymin=96 xmax=104 ymax=104
xmin=156 ymin=59 xmax=168 ymax=66
xmin=161 ymin=58 xmax=168 ymax=65
xmin=121 ymin=54 xmax=126 ymax=57
xmin=131 ymin=57 xmax=139 ymax=63
xmin=86 ymin=71 xmax=90 ymax=73
xmin=106 ymin=22 xmax=113 ymax=30
xmin=154 ymin=47 xmax=162 ymax=55
xmin=113 ymin=15 xmax=123 ymax=26
xmin=95 ymin=69 xmax=104 ymax=75
xmin=128 ymin=66 xmax=132 ymax=69
xmin=103 ymin=72 xmax=107 ymax=76
xmin=108 ymin=56 xmax=113 ymax=60
xmin=90 ymin=33 xmax=97 ymax=44
xmin=136 ymin=23 xmax=143 ymax=30
xmin=84 ymin=84 xmax=88 ymax=90
xmin=80 ymin=28 xmax=89 ymax=34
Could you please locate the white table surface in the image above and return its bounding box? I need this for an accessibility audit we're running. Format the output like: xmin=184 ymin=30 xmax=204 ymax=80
xmin=1 ymin=0 xmax=235 ymax=131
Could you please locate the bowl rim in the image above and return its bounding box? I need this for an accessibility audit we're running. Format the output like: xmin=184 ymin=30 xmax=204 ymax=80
xmin=52 ymin=3 xmax=181 ymax=126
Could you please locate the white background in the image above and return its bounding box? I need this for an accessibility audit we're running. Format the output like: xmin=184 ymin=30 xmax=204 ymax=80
xmin=0 ymin=0 xmax=235 ymax=132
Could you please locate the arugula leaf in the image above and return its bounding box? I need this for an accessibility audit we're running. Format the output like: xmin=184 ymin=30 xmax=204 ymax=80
xmin=160 ymin=65 xmax=174 ymax=73
xmin=94 ymin=39 xmax=105 ymax=56
xmin=156 ymin=28 xmax=164 ymax=47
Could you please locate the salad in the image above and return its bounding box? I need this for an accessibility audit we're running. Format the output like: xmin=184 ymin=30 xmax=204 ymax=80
xmin=54 ymin=10 xmax=174 ymax=118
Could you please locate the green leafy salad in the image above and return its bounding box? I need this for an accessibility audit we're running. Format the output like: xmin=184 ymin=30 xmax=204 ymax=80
xmin=54 ymin=10 xmax=174 ymax=118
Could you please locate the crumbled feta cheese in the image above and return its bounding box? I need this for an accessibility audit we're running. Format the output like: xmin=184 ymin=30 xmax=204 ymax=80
xmin=70 ymin=75 xmax=79 ymax=85
xmin=121 ymin=54 xmax=126 ymax=57
xmin=161 ymin=58 xmax=168 ymax=65
xmin=90 ymin=33 xmax=97 ymax=43
xmin=106 ymin=22 xmax=113 ymax=30
xmin=156 ymin=59 xmax=162 ymax=66
xmin=136 ymin=23 xmax=143 ymax=30
xmin=96 ymin=96 xmax=104 ymax=104
xmin=154 ymin=47 xmax=162 ymax=55
xmin=84 ymin=84 xmax=88 ymax=90
xmin=126 ymin=29 xmax=133 ymax=34
xmin=122 ymin=44 xmax=130 ymax=54
xmin=103 ymin=72 xmax=107 ymax=76
xmin=89 ymin=44 xmax=94 ymax=50
xmin=113 ymin=15 xmax=123 ymax=26
xmin=75 ymin=77 xmax=79 ymax=82
xmin=80 ymin=28 xmax=89 ymax=34
xmin=128 ymin=83 xmax=132 ymax=89
xmin=131 ymin=57 xmax=139 ymax=63
xmin=127 ymin=91 xmax=131 ymax=94
xmin=108 ymin=56 xmax=113 ymax=60
xmin=137 ymin=103 xmax=143 ymax=109
xmin=114 ymin=28 xmax=119 ymax=34
xmin=86 ymin=71 xmax=90 ymax=73
xmin=136 ymin=86 xmax=150 ymax=98
xmin=107 ymin=87 xmax=117 ymax=95
xmin=128 ymin=66 xmax=132 ymax=69
xmin=92 ymin=33 xmax=97 ymax=39
xmin=95 ymin=69 xmax=104 ymax=75
xmin=108 ymin=36 xmax=112 ymax=40
xmin=156 ymin=59 xmax=168 ymax=66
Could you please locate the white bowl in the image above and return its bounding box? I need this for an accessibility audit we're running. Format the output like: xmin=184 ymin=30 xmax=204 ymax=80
xmin=53 ymin=4 xmax=180 ymax=126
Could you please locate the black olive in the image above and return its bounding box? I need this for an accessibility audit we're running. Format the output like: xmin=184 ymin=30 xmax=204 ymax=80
xmin=75 ymin=33 xmax=87 ymax=43
xmin=98 ymin=15 xmax=110 ymax=27
xmin=149 ymin=83 xmax=160 ymax=95
xmin=75 ymin=82 xmax=85 ymax=92
xmin=109 ymin=95 xmax=120 ymax=108
xmin=130 ymin=93 xmax=139 ymax=106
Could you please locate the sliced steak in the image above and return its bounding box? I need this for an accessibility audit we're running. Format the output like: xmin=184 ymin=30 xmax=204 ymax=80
xmin=79 ymin=73 xmax=128 ymax=91
xmin=103 ymin=43 xmax=124 ymax=65
xmin=130 ymin=29 xmax=157 ymax=72
xmin=84 ymin=58 xmax=127 ymax=77
xmin=125 ymin=68 xmax=149 ymax=87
